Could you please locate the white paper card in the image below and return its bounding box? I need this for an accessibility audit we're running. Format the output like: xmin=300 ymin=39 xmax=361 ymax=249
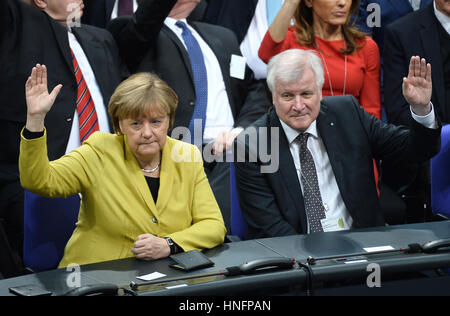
xmin=363 ymin=246 xmax=395 ymax=252
xmin=166 ymin=284 xmax=188 ymax=290
xmin=230 ymin=54 xmax=247 ymax=80
xmin=321 ymin=215 xmax=346 ymax=232
xmin=136 ymin=272 xmax=166 ymax=281
xmin=344 ymin=259 xmax=368 ymax=264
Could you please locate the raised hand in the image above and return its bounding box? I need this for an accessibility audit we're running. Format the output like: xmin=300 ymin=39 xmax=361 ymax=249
xmin=402 ymin=56 xmax=432 ymax=116
xmin=25 ymin=64 xmax=62 ymax=132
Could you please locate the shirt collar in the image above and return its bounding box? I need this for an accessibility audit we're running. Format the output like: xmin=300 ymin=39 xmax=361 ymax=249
xmin=434 ymin=1 xmax=450 ymax=35
xmin=164 ymin=17 xmax=188 ymax=30
xmin=279 ymin=118 xmax=319 ymax=145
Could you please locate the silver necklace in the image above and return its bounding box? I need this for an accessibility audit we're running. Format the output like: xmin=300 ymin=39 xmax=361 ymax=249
xmin=317 ymin=46 xmax=347 ymax=96
xmin=142 ymin=162 xmax=160 ymax=173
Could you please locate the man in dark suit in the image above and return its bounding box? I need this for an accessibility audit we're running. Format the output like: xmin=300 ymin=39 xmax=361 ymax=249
xmin=0 ymin=0 xmax=123 ymax=270
xmin=81 ymin=0 xmax=207 ymax=28
xmin=357 ymin=0 xmax=432 ymax=122
xmin=234 ymin=49 xmax=440 ymax=239
xmin=384 ymin=0 xmax=449 ymax=126
xmin=383 ymin=0 xmax=449 ymax=222
xmin=109 ymin=0 xmax=271 ymax=231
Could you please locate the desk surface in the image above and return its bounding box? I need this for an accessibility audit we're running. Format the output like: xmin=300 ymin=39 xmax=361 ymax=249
xmin=1 ymin=221 xmax=449 ymax=296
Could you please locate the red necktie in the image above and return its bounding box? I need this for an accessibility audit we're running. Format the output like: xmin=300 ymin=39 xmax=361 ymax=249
xmin=71 ymin=49 xmax=99 ymax=142
xmin=118 ymin=0 xmax=134 ymax=16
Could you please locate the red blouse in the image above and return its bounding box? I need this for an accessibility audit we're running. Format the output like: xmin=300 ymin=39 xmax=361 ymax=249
xmin=259 ymin=27 xmax=382 ymax=119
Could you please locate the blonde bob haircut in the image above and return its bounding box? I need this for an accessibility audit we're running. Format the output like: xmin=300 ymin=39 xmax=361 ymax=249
xmin=108 ymin=73 xmax=178 ymax=134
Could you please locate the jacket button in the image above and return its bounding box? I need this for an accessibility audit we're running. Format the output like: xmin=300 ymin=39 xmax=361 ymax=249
xmin=189 ymin=101 xmax=195 ymax=107
xmin=152 ymin=217 xmax=158 ymax=223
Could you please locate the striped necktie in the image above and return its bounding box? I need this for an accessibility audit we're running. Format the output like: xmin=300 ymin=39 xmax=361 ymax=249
xmin=118 ymin=0 xmax=134 ymax=16
xmin=71 ymin=49 xmax=99 ymax=143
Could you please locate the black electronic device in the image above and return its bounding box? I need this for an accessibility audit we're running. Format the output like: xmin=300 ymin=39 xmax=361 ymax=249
xmin=9 ymin=284 xmax=52 ymax=296
xmin=63 ymin=284 xmax=119 ymax=296
xmin=421 ymin=239 xmax=450 ymax=253
xmin=239 ymin=257 xmax=295 ymax=274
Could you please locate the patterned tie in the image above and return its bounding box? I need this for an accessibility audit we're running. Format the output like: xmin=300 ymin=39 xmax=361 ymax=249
xmin=71 ymin=49 xmax=99 ymax=143
xmin=266 ymin=0 xmax=283 ymax=26
xmin=297 ymin=133 xmax=326 ymax=233
xmin=175 ymin=21 xmax=208 ymax=146
xmin=118 ymin=0 xmax=134 ymax=16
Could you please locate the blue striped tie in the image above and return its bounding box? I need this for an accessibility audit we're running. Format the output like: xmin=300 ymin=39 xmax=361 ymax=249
xmin=175 ymin=21 xmax=208 ymax=146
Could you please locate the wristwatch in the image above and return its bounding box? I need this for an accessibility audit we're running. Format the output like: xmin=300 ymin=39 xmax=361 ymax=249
xmin=165 ymin=237 xmax=176 ymax=255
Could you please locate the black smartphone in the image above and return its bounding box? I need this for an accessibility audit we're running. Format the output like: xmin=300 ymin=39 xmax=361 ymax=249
xmin=9 ymin=284 xmax=52 ymax=296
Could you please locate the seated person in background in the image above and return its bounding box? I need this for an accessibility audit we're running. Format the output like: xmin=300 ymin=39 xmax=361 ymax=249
xmin=382 ymin=0 xmax=449 ymax=222
xmin=81 ymin=0 xmax=207 ymax=28
xmin=20 ymin=65 xmax=226 ymax=267
xmin=234 ymin=49 xmax=441 ymax=239
xmin=109 ymin=0 xmax=272 ymax=231
xmin=258 ymin=0 xmax=382 ymax=120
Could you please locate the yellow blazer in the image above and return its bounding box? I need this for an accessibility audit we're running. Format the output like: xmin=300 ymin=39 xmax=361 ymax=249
xmin=19 ymin=130 xmax=226 ymax=267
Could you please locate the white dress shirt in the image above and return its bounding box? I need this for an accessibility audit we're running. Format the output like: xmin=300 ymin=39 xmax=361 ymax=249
xmin=279 ymin=105 xmax=437 ymax=233
xmin=164 ymin=18 xmax=235 ymax=144
xmin=279 ymin=119 xmax=353 ymax=233
xmin=434 ymin=1 xmax=450 ymax=35
xmin=66 ymin=30 xmax=111 ymax=155
xmin=240 ymin=0 xmax=270 ymax=80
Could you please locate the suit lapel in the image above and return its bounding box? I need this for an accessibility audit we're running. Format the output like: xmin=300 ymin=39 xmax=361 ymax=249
xmin=71 ymin=27 xmax=107 ymax=95
xmin=155 ymin=137 xmax=175 ymax=214
xmin=48 ymin=16 xmax=73 ymax=73
xmin=162 ymin=25 xmax=195 ymax=86
xmin=105 ymin=0 xmax=115 ymax=20
xmin=190 ymin=22 xmax=237 ymax=117
xmin=419 ymin=5 xmax=446 ymax=113
xmin=316 ymin=104 xmax=347 ymax=205
xmin=268 ymin=109 xmax=308 ymax=232
xmin=191 ymin=22 xmax=231 ymax=87
xmin=122 ymin=135 xmax=159 ymax=216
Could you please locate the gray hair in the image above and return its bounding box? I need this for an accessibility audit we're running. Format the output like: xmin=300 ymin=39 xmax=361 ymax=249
xmin=266 ymin=49 xmax=324 ymax=93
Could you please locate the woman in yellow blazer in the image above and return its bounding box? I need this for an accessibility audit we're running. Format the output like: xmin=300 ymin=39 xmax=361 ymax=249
xmin=19 ymin=65 xmax=226 ymax=268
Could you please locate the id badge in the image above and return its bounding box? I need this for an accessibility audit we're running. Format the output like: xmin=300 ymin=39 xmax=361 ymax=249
xmin=321 ymin=215 xmax=346 ymax=232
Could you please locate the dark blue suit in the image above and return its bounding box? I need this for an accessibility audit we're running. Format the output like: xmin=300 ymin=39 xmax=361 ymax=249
xmin=357 ymin=0 xmax=432 ymax=122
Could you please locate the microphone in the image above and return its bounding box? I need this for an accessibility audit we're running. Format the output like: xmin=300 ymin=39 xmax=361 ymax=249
xmin=129 ymin=257 xmax=296 ymax=291
xmin=305 ymin=240 xmax=449 ymax=266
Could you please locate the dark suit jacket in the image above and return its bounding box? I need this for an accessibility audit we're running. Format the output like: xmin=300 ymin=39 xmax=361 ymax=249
xmin=109 ymin=0 xmax=271 ymax=133
xmin=384 ymin=3 xmax=448 ymax=126
xmin=0 ymin=0 xmax=123 ymax=184
xmin=81 ymin=0 xmax=116 ymax=28
xmin=203 ymin=0 xmax=258 ymax=43
xmin=234 ymin=96 xmax=441 ymax=239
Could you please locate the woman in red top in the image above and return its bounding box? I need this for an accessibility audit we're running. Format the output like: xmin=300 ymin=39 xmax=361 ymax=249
xmin=259 ymin=0 xmax=381 ymax=119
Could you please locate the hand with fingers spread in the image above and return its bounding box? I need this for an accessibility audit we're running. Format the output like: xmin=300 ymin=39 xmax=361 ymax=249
xmin=402 ymin=56 xmax=432 ymax=116
xmin=25 ymin=64 xmax=63 ymax=132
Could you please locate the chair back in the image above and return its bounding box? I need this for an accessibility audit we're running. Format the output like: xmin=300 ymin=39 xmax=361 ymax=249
xmin=24 ymin=191 xmax=80 ymax=272
xmin=431 ymin=124 xmax=450 ymax=218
